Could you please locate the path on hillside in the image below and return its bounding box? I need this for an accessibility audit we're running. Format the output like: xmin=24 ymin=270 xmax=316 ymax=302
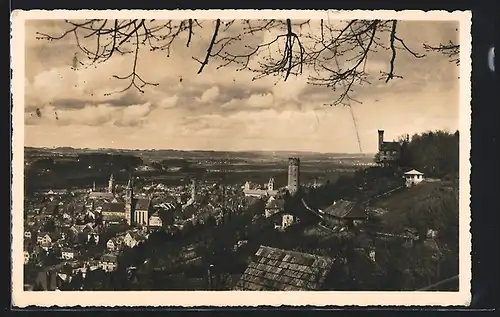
xmin=362 ymin=185 xmax=405 ymax=204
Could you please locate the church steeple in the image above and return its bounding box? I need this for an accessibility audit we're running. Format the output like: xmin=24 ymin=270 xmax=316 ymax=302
xmin=125 ymin=175 xmax=134 ymax=226
xmin=268 ymin=177 xmax=275 ymax=191
xmin=108 ymin=174 xmax=115 ymax=194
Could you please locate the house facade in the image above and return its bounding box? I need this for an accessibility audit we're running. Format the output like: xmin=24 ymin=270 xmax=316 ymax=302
xmin=99 ymin=254 xmax=118 ymax=272
xmin=106 ymin=237 xmax=123 ymax=252
xmin=24 ymin=251 xmax=30 ymax=264
xmin=264 ymin=196 xmax=285 ymax=218
xmin=404 ymin=169 xmax=425 ymax=187
xmin=281 ymin=214 xmax=298 ymax=230
xmin=61 ymin=248 xmax=75 ymax=260
xmin=148 ymin=212 xmax=163 ymax=228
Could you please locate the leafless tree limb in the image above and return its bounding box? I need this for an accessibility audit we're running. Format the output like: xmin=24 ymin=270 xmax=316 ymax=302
xmin=423 ymin=41 xmax=460 ymax=65
xmin=36 ymin=18 xmax=459 ymax=105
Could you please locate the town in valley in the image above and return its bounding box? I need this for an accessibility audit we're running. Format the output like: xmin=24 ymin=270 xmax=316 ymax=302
xmin=23 ymin=129 xmax=460 ymax=291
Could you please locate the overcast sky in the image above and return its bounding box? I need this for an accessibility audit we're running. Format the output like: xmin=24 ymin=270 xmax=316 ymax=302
xmin=24 ymin=18 xmax=460 ymax=153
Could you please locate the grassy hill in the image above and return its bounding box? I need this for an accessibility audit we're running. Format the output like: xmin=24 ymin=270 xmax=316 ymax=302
xmin=371 ymin=180 xmax=459 ymax=248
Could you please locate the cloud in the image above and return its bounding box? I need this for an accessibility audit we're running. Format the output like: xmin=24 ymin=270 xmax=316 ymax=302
xmin=22 ymin=19 xmax=461 ymax=152
xmin=197 ymin=86 xmax=220 ymax=103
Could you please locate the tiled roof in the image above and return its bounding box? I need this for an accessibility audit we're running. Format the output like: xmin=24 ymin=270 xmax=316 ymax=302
xmin=134 ymin=198 xmax=151 ymax=211
xmin=322 ymin=200 xmax=366 ymax=219
xmin=102 ymin=214 xmax=126 ymax=222
xmin=88 ymin=192 xmax=115 ymax=200
xmin=265 ymin=198 xmax=285 ymax=209
xmin=101 ymin=254 xmax=117 ymax=263
xmin=234 ymin=245 xmax=334 ymax=291
xmin=404 ymin=169 xmax=424 ymax=175
xmin=102 ymin=202 xmax=125 ymax=213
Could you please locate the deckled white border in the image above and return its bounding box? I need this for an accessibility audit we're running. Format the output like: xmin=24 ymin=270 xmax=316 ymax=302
xmin=10 ymin=9 xmax=472 ymax=307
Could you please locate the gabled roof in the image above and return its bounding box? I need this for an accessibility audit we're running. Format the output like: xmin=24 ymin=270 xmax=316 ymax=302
xmin=321 ymin=200 xmax=367 ymax=219
xmin=102 ymin=202 xmax=126 ymax=213
xmin=265 ymin=198 xmax=285 ymax=209
xmin=37 ymin=231 xmax=49 ymax=238
xmin=131 ymin=232 xmax=147 ymax=241
xmin=134 ymin=198 xmax=151 ymax=211
xmin=88 ymin=192 xmax=115 ymax=200
xmin=404 ymin=169 xmax=424 ymax=175
xmin=234 ymin=245 xmax=335 ymax=291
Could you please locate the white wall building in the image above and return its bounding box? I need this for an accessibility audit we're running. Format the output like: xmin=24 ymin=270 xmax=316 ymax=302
xmin=404 ymin=169 xmax=425 ymax=187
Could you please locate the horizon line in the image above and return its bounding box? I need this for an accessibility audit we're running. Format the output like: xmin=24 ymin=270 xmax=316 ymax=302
xmin=24 ymin=145 xmax=376 ymax=156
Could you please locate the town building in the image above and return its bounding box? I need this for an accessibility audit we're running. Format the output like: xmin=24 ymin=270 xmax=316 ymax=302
xmin=404 ymin=169 xmax=425 ymax=187
xmin=24 ymin=250 xmax=30 ymax=264
xmin=287 ymin=157 xmax=300 ymax=194
xmin=99 ymin=254 xmax=118 ymax=272
xmin=319 ymin=199 xmax=368 ymax=228
xmin=243 ymin=177 xmax=279 ymax=198
xmin=148 ymin=211 xmax=163 ymax=228
xmin=61 ymin=248 xmax=75 ymax=260
xmin=376 ymin=130 xmax=401 ymax=164
xmin=280 ymin=214 xmax=299 ymax=230
xmin=98 ymin=176 xmax=153 ymax=227
xmin=88 ymin=174 xmax=116 ymax=201
xmin=264 ymin=196 xmax=285 ymax=218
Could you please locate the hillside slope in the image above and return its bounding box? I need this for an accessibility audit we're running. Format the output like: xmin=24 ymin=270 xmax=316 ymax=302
xmin=371 ymin=180 xmax=459 ymax=250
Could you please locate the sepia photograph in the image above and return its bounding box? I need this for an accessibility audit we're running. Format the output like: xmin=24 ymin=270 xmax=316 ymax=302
xmin=11 ymin=10 xmax=471 ymax=307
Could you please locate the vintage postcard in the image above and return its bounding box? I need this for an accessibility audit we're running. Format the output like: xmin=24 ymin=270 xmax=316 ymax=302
xmin=11 ymin=10 xmax=472 ymax=307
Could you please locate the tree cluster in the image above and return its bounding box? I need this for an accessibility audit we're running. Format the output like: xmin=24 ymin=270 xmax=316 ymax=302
xmin=398 ymin=130 xmax=459 ymax=179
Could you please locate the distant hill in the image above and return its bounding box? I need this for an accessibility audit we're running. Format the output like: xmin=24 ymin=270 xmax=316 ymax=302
xmin=24 ymin=146 xmax=374 ymax=162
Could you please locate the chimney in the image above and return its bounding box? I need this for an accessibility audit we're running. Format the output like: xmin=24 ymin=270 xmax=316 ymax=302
xmin=377 ymin=130 xmax=384 ymax=151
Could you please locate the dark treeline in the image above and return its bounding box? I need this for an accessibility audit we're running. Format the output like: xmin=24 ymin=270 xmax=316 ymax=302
xmin=25 ymin=153 xmax=145 ymax=193
xmin=398 ymin=130 xmax=459 ymax=179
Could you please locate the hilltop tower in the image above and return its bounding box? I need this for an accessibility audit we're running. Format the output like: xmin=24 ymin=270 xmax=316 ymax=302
xmin=108 ymin=174 xmax=115 ymax=194
xmin=287 ymin=157 xmax=300 ymax=195
xmin=377 ymin=130 xmax=384 ymax=151
xmin=125 ymin=176 xmax=134 ymax=225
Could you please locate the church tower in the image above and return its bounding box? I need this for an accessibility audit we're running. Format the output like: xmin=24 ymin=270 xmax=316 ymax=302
xmin=108 ymin=174 xmax=115 ymax=194
xmin=125 ymin=176 xmax=134 ymax=226
xmin=268 ymin=177 xmax=275 ymax=191
xmin=191 ymin=179 xmax=197 ymax=202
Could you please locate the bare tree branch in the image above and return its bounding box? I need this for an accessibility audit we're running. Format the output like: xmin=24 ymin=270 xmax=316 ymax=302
xmin=423 ymin=41 xmax=460 ymax=65
xmin=36 ymin=18 xmax=458 ymax=105
xmin=193 ymin=19 xmax=221 ymax=74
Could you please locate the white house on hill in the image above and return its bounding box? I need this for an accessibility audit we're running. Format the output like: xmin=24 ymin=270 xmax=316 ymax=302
xmin=404 ymin=169 xmax=425 ymax=187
